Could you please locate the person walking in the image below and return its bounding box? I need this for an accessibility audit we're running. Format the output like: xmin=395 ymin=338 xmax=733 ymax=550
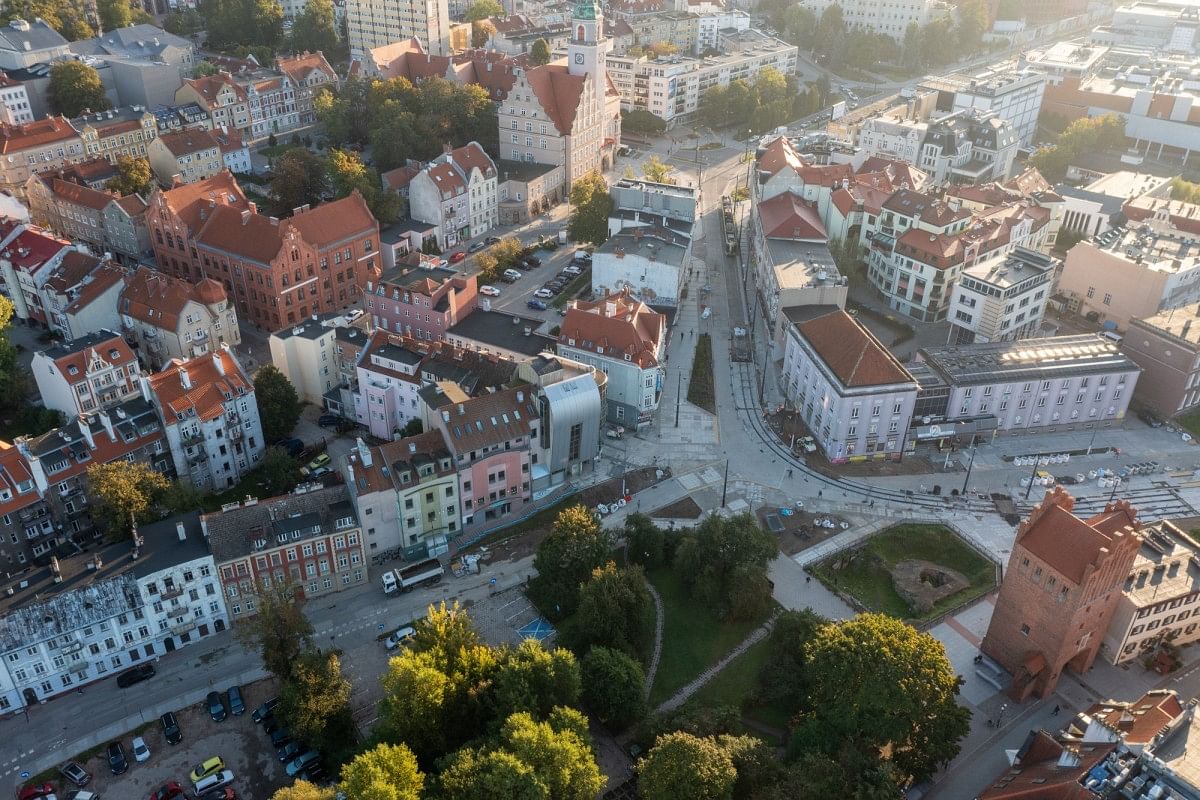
xmin=1052 ymin=704 xmax=1060 ymax=716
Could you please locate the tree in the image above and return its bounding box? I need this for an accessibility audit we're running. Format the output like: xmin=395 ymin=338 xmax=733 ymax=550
xmin=105 ymin=156 xmax=153 ymax=196
xmin=490 ymin=236 xmax=525 ymax=268
xmin=193 ymin=60 xmax=220 ymax=77
xmin=755 ymin=749 xmax=899 ymax=800
xmin=812 ymin=4 xmax=846 ymax=60
xmin=0 ymin=0 xmax=93 ymax=38
xmin=202 ymin=0 xmax=284 ymax=51
xmin=624 ymin=513 xmax=666 ymax=568
xmin=792 ymin=613 xmax=971 ymax=785
xmin=1171 ymin=177 xmax=1200 ymax=204
xmin=280 ymin=649 xmax=354 ymax=756
xmin=955 ymin=0 xmax=988 ymax=50
xmin=567 ymin=562 xmax=654 ymax=659
xmin=780 ymin=5 xmax=816 ymax=48
xmin=327 ymin=148 xmax=402 ymax=224
xmin=472 ymin=19 xmax=496 ymax=47
xmin=754 ymin=609 xmax=826 ymax=713
xmin=258 ymin=446 xmax=302 ymax=496
xmin=440 ymin=708 xmax=604 ymax=800
xmin=289 ymin=0 xmax=340 ymax=58
xmin=156 ymin=481 xmax=207 ymax=517
xmin=580 ymin=645 xmax=646 ymax=729
xmin=270 ymin=782 xmax=336 ymax=800
xmin=86 ymin=460 xmax=170 ymax=540
xmin=409 ymin=600 xmax=480 ymax=670
xmin=236 ymin=580 xmax=314 ymax=681
xmin=529 ymin=37 xmax=551 ymax=66
xmin=642 ymin=154 xmax=676 ymax=185
xmin=490 ymin=639 xmax=581 ymax=723
xmin=254 ymin=365 xmax=302 ymax=442
xmin=48 ymin=61 xmax=111 ymax=118
xmin=638 ymin=732 xmax=737 ymax=800
xmin=339 ymin=743 xmax=424 ymax=800
xmin=98 ymin=0 xmax=135 ymax=32
xmin=164 ymin=7 xmax=204 ymax=36
xmin=621 ymin=109 xmax=667 ymax=136
xmin=528 ymin=504 xmax=611 ymax=618
xmin=399 ymin=418 xmax=423 ymax=437
xmin=465 ymin=0 xmax=502 ymax=20
xmin=567 ymin=171 xmax=612 ymax=246
xmin=674 ymin=513 xmax=777 ymax=620
xmin=646 ymin=41 xmax=678 ymax=58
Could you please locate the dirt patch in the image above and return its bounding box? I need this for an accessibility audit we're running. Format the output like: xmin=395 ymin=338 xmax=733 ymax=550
xmin=890 ymin=559 xmax=970 ymax=614
xmin=756 ymin=507 xmax=851 ymax=557
xmin=578 ymin=468 xmax=669 ymax=508
xmin=650 ymin=496 xmax=703 ymax=519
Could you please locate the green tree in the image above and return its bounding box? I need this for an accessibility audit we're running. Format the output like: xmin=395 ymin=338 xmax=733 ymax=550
xmin=489 ymin=236 xmax=525 ymax=268
xmin=193 ymin=60 xmax=220 ymax=77
xmin=327 ymin=148 xmax=402 ymax=224
xmin=567 ymin=171 xmax=613 ymax=246
xmin=754 ymin=609 xmax=826 ymax=713
xmin=409 ymin=600 xmax=480 ymax=669
xmin=529 ymin=37 xmax=552 ymax=65
xmin=472 ymin=19 xmax=496 ymax=47
xmin=280 ymin=649 xmax=355 ymax=757
xmin=621 ymin=109 xmax=667 ymax=136
xmin=697 ymin=85 xmax=728 ymax=129
xmin=254 ymin=365 xmax=302 ymax=442
xmin=580 ymin=645 xmax=646 ymax=729
xmin=258 ymin=446 xmax=302 ymax=496
xmin=98 ymin=0 xmax=134 ymax=32
xmin=638 ymin=732 xmax=737 ymax=800
xmin=1171 ymin=177 xmax=1200 ymax=204
xmin=624 ymin=513 xmax=666 ymax=568
xmin=105 ymin=155 xmax=153 ymax=196
xmin=491 ymin=639 xmax=581 ymax=723
xmin=642 ymin=154 xmax=676 ymax=185
xmin=440 ymin=708 xmax=604 ymax=800
xmin=164 ymin=7 xmax=204 ymax=36
xmin=780 ymin=5 xmax=816 ymax=48
xmin=755 ymin=749 xmax=899 ymax=800
xmin=156 ymin=481 xmax=206 ymax=517
xmin=48 ymin=61 xmax=111 ymax=118
xmin=289 ymin=0 xmax=340 ymax=57
xmin=674 ymin=513 xmax=777 ymax=621
xmin=812 ymin=4 xmax=846 ymax=61
xmin=270 ymin=782 xmax=336 ymax=800
xmin=270 ymin=147 xmax=329 ymax=215
xmin=528 ymin=504 xmax=611 ymax=618
xmin=568 ymin=561 xmax=653 ymax=659
xmin=465 ymin=0 xmax=502 ymax=20
xmin=901 ymin=22 xmax=922 ymax=70
xmin=236 ymin=579 xmax=314 ymax=680
xmin=955 ymin=0 xmax=988 ymax=50
xmin=0 ymin=0 xmax=93 ymax=38
xmin=339 ymin=743 xmax=425 ymax=800
xmin=792 ymin=613 xmax=971 ymax=785
xmin=398 ymin=418 xmax=423 ymax=437
xmin=86 ymin=460 xmax=170 ymax=540
xmin=647 ymin=41 xmax=678 ymax=58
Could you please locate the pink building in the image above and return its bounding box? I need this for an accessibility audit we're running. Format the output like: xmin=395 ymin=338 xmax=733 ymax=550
xmin=354 ymin=330 xmax=424 ymax=440
xmin=364 ymin=259 xmax=478 ymax=342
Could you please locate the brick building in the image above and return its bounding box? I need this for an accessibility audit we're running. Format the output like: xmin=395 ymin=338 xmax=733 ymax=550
xmin=981 ymin=487 xmax=1143 ymax=701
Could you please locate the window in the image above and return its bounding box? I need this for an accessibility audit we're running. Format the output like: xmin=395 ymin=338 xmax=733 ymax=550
xmin=1020 ymin=624 xmax=1030 ymax=636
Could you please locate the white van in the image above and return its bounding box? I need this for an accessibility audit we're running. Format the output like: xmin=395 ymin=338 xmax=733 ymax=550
xmin=1100 ymin=330 xmax=1123 ymax=344
xmin=194 ymin=769 xmax=235 ymax=795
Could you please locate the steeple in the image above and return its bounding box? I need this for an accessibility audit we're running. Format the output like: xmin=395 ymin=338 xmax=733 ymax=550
xmin=569 ymin=0 xmax=605 ymax=100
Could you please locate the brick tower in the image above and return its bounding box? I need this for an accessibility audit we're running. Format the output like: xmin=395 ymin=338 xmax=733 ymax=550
xmin=982 ymin=487 xmax=1142 ymax=701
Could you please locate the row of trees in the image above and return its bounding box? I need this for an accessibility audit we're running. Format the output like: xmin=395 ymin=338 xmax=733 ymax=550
xmin=1029 ymin=114 xmax=1126 ymax=181
xmin=695 ymin=67 xmax=804 ymax=135
xmin=269 ymin=147 xmax=404 ymax=224
xmin=200 ymin=0 xmax=285 ymax=54
xmin=314 ymin=76 xmax=498 ymax=171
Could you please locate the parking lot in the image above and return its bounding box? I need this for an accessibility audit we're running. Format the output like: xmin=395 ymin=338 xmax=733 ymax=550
xmin=464 ymin=236 xmax=591 ymax=327
xmin=37 ymin=679 xmax=284 ymax=800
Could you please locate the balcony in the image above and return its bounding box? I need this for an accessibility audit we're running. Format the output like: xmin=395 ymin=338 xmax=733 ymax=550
xmin=186 ymin=450 xmax=207 ymax=467
xmin=181 ymin=431 xmax=203 ymax=446
xmin=18 ymin=501 xmax=48 ymax=522
xmin=160 ymin=584 xmax=184 ymax=601
xmin=228 ymin=427 xmax=243 ymax=442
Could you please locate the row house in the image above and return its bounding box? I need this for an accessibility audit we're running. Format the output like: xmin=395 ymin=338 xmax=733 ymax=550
xmin=0 ymin=221 xmax=73 ymax=326
xmin=344 ymin=433 xmax=460 ymax=560
xmin=38 ymin=253 xmax=126 ymax=342
xmin=275 ymin=52 xmax=339 ymax=126
xmin=364 ymin=260 xmax=478 ymax=341
xmin=33 ymin=330 xmax=141 ymax=418
xmin=203 ymin=485 xmax=366 ymax=619
xmin=0 ymin=395 xmax=173 ymax=571
xmin=147 ymin=128 xmax=223 ymax=187
xmin=355 ymin=330 xmax=425 ymax=440
xmin=24 ymin=173 xmax=151 ymax=263
xmin=0 ymin=72 xmax=33 ymax=124
xmin=244 ymin=76 xmax=298 ymax=140
xmin=147 ymin=173 xmax=380 ymax=330
xmin=144 ymin=347 xmax=265 ymax=491
xmin=213 ymin=127 xmax=250 ymax=175
xmin=408 ymin=142 xmax=498 ymax=250
xmin=0 ymin=117 xmax=86 ymax=198
xmin=175 ymin=75 xmax=251 ymax=140
xmin=121 ymin=266 xmax=240 ymax=370
xmin=0 ymin=510 xmax=226 ymax=712
xmin=71 ymin=107 xmax=158 ymax=165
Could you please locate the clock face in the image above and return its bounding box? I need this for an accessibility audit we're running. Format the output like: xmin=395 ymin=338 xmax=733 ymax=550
xmin=574 ymin=53 xmax=584 ymax=64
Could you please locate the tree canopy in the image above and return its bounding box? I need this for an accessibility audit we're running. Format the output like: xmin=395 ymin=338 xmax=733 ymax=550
xmin=565 ymin=561 xmax=654 ymax=659
xmin=696 ymin=68 xmax=797 ymax=134
xmin=1171 ymin=177 xmax=1200 ymax=204
xmin=201 ymin=0 xmax=284 ymax=52
xmin=327 ymin=148 xmax=403 ymax=224
xmin=580 ymin=645 xmax=646 ymax=729
xmin=642 ymin=154 xmax=676 ymax=185
xmin=235 ymin=579 xmax=314 ymax=680
xmin=106 ymin=156 xmax=154 ymax=197
xmin=754 ymin=609 xmax=826 ymax=714
xmin=567 ymin=171 xmax=612 ymax=246
xmin=289 ymin=0 xmax=341 ymax=58
xmin=528 ymin=504 xmax=611 ymax=618
xmin=98 ymin=0 xmax=153 ymax=31
xmin=338 ymin=742 xmax=425 ymax=800
xmin=86 ymin=460 xmax=170 ymax=541
xmin=638 ymin=732 xmax=738 ymax=800
xmin=254 ymin=365 xmax=302 ymax=443
xmin=1030 ymin=114 xmax=1127 ymax=181
xmin=48 ymin=61 xmax=111 ymax=118
xmin=529 ymin=38 xmax=552 ymax=66
xmin=279 ymin=649 xmax=354 ymax=757
xmin=269 ymin=148 xmax=330 ymax=216
xmin=465 ymin=0 xmax=502 ymax=20
xmin=0 ymin=0 xmax=94 ymax=39
xmin=674 ymin=513 xmax=777 ymax=621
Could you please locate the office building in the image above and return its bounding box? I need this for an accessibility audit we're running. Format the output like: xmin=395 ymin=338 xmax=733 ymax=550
xmin=947 ymin=247 xmax=1056 ymax=344
xmin=346 ymin=0 xmax=452 ymax=57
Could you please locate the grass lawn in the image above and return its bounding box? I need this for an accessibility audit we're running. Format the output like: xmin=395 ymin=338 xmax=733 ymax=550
xmin=647 ymin=567 xmax=770 ymax=706
xmin=1179 ymin=410 xmax=1200 ymax=440
xmin=811 ymin=523 xmax=995 ymax=623
xmin=687 ymin=334 xmax=716 ymax=413
xmin=202 ymin=457 xmax=302 ymax=511
xmin=686 ymin=638 xmax=790 ymax=740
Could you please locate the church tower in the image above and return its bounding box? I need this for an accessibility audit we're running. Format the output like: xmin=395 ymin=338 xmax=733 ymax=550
xmin=568 ymin=0 xmax=606 ymax=104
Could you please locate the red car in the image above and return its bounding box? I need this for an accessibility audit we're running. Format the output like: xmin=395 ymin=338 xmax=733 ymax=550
xmin=449 ymin=251 xmax=466 ymax=263
xmin=149 ymin=781 xmax=187 ymax=800
xmin=18 ymin=784 xmax=56 ymax=800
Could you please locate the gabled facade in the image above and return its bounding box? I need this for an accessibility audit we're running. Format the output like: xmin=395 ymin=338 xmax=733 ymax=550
xmin=0 ymin=117 xmax=86 ymax=198
xmin=147 ymin=128 xmax=224 ymax=187
xmin=364 ymin=261 xmax=478 ymax=341
xmin=38 ymin=253 xmax=125 ymax=341
xmin=32 ymin=330 xmax=141 ymax=418
xmin=408 ymin=142 xmax=498 ymax=249
xmin=24 ymin=173 xmax=150 ymax=263
xmin=276 ymin=51 xmax=339 ymax=125
xmin=120 ymin=266 xmax=240 ymax=369
xmin=72 ymin=107 xmax=158 ymax=164
xmin=175 ymin=75 xmax=251 ymax=139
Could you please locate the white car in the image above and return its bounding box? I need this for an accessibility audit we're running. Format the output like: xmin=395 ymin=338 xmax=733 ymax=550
xmin=385 ymin=625 xmax=416 ymax=650
xmin=131 ymin=736 xmax=150 ymax=763
xmin=502 ymin=268 xmax=523 ymax=282
xmin=533 ymin=288 xmax=554 ymax=299
xmin=479 ymin=285 xmax=501 ymax=297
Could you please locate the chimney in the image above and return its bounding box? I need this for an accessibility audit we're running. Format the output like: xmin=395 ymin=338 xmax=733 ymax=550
xmin=212 ymin=352 xmax=225 ymax=375
xmin=99 ymin=410 xmax=115 ymax=442
xmin=79 ymin=419 xmax=95 ymax=449
xmin=517 ymin=390 xmax=524 ymax=402
xmin=180 ymin=367 xmax=191 ymax=389
xmin=176 ymin=521 xmax=187 ymax=541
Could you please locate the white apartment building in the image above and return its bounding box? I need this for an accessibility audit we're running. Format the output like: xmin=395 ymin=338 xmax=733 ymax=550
xmin=408 ymin=142 xmax=497 ymax=250
xmin=797 ymin=0 xmax=937 ymax=39
xmin=921 ymin=67 xmax=1046 ymax=148
xmin=694 ymin=9 xmax=752 ymax=52
xmin=33 ymin=331 xmax=141 ymax=418
xmin=948 ymin=247 xmax=1056 ymax=345
xmin=0 ymin=73 xmax=33 ymax=124
xmin=857 ymin=116 xmax=927 ymax=165
xmin=144 ymin=347 xmax=266 ymax=492
xmin=346 ymin=0 xmax=451 ymax=57
xmin=269 ymin=315 xmax=340 ymax=406
xmin=0 ymin=511 xmax=228 ymax=712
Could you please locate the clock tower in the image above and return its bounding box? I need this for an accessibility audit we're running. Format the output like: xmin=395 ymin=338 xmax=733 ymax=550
xmin=568 ymin=0 xmax=606 ymax=104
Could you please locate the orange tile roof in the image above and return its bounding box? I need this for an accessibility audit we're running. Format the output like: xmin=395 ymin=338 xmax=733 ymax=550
xmin=978 ymin=730 xmax=1112 ymax=800
xmin=184 ymin=74 xmax=247 ymax=104
xmin=156 ymin=171 xmax=249 ymax=235
xmin=525 ymin=64 xmax=585 ymax=136
xmin=287 ymin=191 xmax=377 ymax=249
xmin=114 ymin=193 xmax=146 ymax=215
xmin=426 ymin=161 xmax=465 ymax=194
xmin=158 ymin=128 xmax=218 ymax=157
xmin=758 ymin=192 xmax=826 ymax=240
xmin=148 ymin=349 xmax=251 ymax=423
xmin=796 ymin=309 xmax=914 ymax=388
xmin=121 ymin=265 xmax=227 ymax=331
xmin=1084 ymin=690 xmax=1185 ymax=745
xmin=756 ymin=136 xmax=805 ymax=177
xmin=0 ymin=442 xmax=38 ymax=517
xmin=1019 ymin=499 xmax=1140 ymax=585
xmin=277 ymin=51 xmax=337 ymax=85
xmin=1 ymin=226 xmax=70 ymax=272
xmin=0 ymin=117 xmax=80 ymax=154
xmin=883 ymin=188 xmax=972 ymax=227
xmin=48 ymin=177 xmax=115 ymax=211
xmin=195 ymin=204 xmax=284 ymax=264
xmin=382 ymin=164 xmax=420 ymax=191
xmin=48 ymin=331 xmax=136 ymax=384
xmin=449 ymin=142 xmax=496 ymax=180
xmin=43 ymin=250 xmax=101 ymax=292
xmin=212 ymin=127 xmax=245 ymax=154
xmin=560 ymin=288 xmax=665 ymax=368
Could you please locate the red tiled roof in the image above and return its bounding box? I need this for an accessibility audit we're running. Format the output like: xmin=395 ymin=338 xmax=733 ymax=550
xmin=757 ymin=136 xmax=804 ymax=177
xmin=1124 ymin=197 xmax=1200 ymax=236
xmin=0 ymin=441 xmax=38 ymax=517
xmin=525 ymin=64 xmax=586 ymax=136
xmin=796 ymin=309 xmax=914 ymax=388
xmin=148 ymin=349 xmax=252 ymax=423
xmin=449 ymin=142 xmax=496 ymax=180
xmin=277 ymin=51 xmax=337 ymax=86
xmin=287 ymin=191 xmax=377 ymax=249
xmin=1 ymin=226 xmax=69 ymax=273
xmin=43 ymin=250 xmax=102 ymax=293
xmin=1019 ymin=498 xmax=1140 ymax=585
xmin=212 ymin=127 xmax=245 ymax=154
xmin=114 ymin=194 xmax=146 ymax=215
xmin=758 ymin=192 xmax=826 ymax=241
xmin=184 ymin=74 xmax=248 ymax=104
xmin=426 ymin=161 xmax=465 ymax=194
xmin=978 ymin=730 xmax=1112 ymax=800
xmin=195 ymin=204 xmax=284 ymax=264
xmin=382 ymin=164 xmax=420 ymax=191
xmin=1085 ymin=690 xmax=1185 ymax=746
xmin=47 ymin=177 xmax=115 ymax=211
xmin=63 ymin=260 xmax=125 ymax=315
xmin=856 ymin=156 xmax=927 ymax=191
xmin=349 ymin=429 xmax=454 ymax=496
xmin=122 ymin=265 xmax=227 ymax=331
xmin=156 ymin=171 xmax=249 ymax=235
xmin=560 ymin=288 xmax=665 ymax=368
xmin=883 ymin=188 xmax=972 ymax=227
xmin=0 ymin=116 xmax=79 ymax=154
xmin=50 ymin=332 xmax=136 ymax=384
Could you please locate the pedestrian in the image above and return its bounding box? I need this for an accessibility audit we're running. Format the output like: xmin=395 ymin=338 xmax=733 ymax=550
xmin=690 ymin=329 xmax=693 ymax=337
xmin=1052 ymin=704 xmax=1060 ymax=716
xmin=818 ymin=489 xmax=822 ymax=498
xmin=805 ymin=575 xmax=810 ymax=583
xmin=681 ymin=330 xmax=684 ymax=340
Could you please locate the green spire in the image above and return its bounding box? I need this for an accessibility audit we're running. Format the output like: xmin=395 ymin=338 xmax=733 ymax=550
xmin=574 ymin=0 xmax=597 ymax=20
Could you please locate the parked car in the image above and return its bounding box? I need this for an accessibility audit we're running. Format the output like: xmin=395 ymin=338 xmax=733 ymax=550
xmin=160 ymin=711 xmax=182 ymax=745
xmin=149 ymin=781 xmax=187 ymax=800
xmin=1138 ymin=410 xmax=1164 ymax=428
xmin=449 ymin=251 xmax=466 ymax=263
xmin=193 ymin=770 xmax=234 ymax=795
xmin=485 ymin=236 xmax=501 ymax=245
xmin=317 ymin=414 xmax=341 ymax=428
xmin=252 ymin=698 xmax=279 ymax=724
xmin=523 ymin=255 xmax=541 ymax=267
xmin=526 ymin=299 xmax=548 ymax=311
xmin=479 ymin=285 xmax=501 ymax=297
xmin=18 ymin=784 xmax=56 ymax=800
xmin=131 ymin=736 xmax=151 ymax=763
xmin=107 ymin=742 xmax=128 ymax=775
xmin=277 ymin=741 xmax=304 ymax=762
xmin=270 ymin=727 xmax=293 ymax=748
xmin=533 ymin=288 xmax=553 ymax=299
xmin=562 ymin=265 xmax=582 ymax=276
xmin=277 ymin=438 xmax=305 ymax=458
xmin=206 ymin=691 xmax=227 ymax=722
xmin=468 ymin=241 xmax=486 ymax=253
xmin=116 ymin=663 xmax=155 ymax=688
xmin=189 ymin=758 xmax=225 ymax=785
xmin=60 ymin=762 xmax=91 ymax=787
xmin=227 ymin=685 xmax=245 ymax=716
xmin=384 ymin=625 xmax=416 ymax=650
xmin=306 ymin=453 xmax=331 ymax=472
xmin=286 ymin=751 xmax=322 ymax=778
xmin=502 ymin=269 xmax=522 ymax=283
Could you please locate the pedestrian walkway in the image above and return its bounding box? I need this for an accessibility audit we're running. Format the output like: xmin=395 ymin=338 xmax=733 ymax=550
xmin=644 ymin=583 xmax=666 ymax=692
xmin=654 ymin=612 xmax=779 ymax=714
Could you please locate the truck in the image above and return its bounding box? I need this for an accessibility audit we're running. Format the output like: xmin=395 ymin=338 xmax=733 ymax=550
xmin=382 ymin=558 xmax=446 ymax=594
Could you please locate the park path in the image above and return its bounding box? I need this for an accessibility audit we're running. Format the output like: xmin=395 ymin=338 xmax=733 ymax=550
xmin=654 ymin=611 xmax=780 ymax=714
xmin=644 ymin=582 xmax=666 ymax=692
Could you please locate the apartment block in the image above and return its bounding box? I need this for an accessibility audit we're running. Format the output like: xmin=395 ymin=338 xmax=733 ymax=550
xmin=0 ymin=221 xmax=72 ymax=326
xmin=33 ymin=330 xmax=141 ymax=418
xmin=120 ymin=266 xmax=241 ymax=370
xmin=947 ymin=246 xmax=1056 ymax=344
xmin=347 ymin=0 xmax=452 ymax=57
xmin=72 ymin=107 xmax=158 ymax=164
xmin=147 ymin=129 xmax=224 ymax=187
xmin=269 ymin=315 xmax=340 ymax=406
xmin=0 ymin=117 xmax=86 ymax=198
xmin=24 ymin=173 xmax=151 ymax=263
xmin=364 ymin=262 xmax=478 ymax=341
xmin=797 ymin=0 xmax=938 ymax=39
xmin=38 ymin=253 xmax=125 ymax=341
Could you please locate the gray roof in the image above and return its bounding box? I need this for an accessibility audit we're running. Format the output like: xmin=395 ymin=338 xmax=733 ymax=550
xmin=917 ymin=334 xmax=1142 ymax=387
xmin=203 ymin=485 xmax=357 ymax=563
xmin=336 ymin=325 xmax=369 ymax=346
xmin=382 ymin=218 xmax=437 ymax=243
xmin=447 ymin=310 xmax=556 ymax=357
xmin=498 ymin=159 xmax=560 ymax=183
xmin=597 ymin=229 xmax=689 ymax=267
xmin=0 ymin=511 xmax=208 ymax=651
xmin=1055 ymin=184 xmax=1127 ymax=217
xmin=26 ymin=395 xmax=162 ymax=462
xmin=373 ymin=340 xmax=423 ymax=366
xmin=71 ymin=24 xmax=192 ymax=60
xmin=41 ymin=328 xmax=124 ymax=361
xmin=272 ymin=314 xmax=339 ymax=340
xmin=379 ymin=265 xmax=460 ymax=290
xmin=0 ymin=19 xmax=68 ymax=54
